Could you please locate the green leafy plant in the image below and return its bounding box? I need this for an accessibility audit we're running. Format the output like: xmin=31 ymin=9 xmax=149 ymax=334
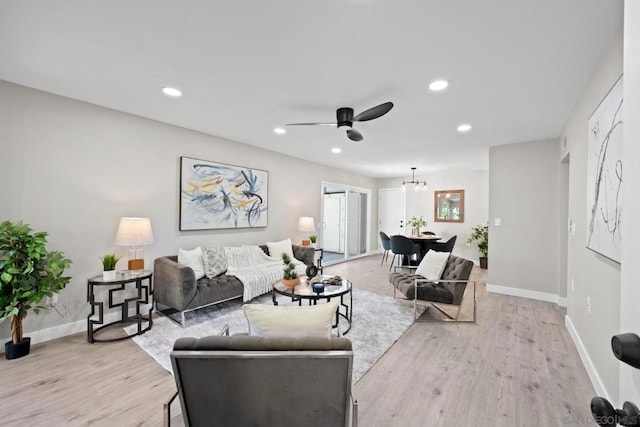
xmin=0 ymin=221 xmax=72 ymax=344
xmin=407 ymin=216 xmax=427 ymax=229
xmin=281 ymin=253 xmax=298 ymax=280
xmin=309 ymin=235 xmax=318 ymax=244
xmin=467 ymin=224 xmax=489 ymax=257
xmin=100 ymin=253 xmax=120 ymax=271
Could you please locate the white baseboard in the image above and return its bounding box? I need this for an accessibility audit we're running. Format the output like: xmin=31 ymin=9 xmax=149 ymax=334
xmin=0 ymin=311 xmax=135 ymax=353
xmin=565 ymin=314 xmax=609 ymax=399
xmin=486 ymin=283 xmax=567 ymax=307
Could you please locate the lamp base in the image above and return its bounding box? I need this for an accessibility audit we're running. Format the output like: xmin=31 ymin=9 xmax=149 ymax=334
xmin=128 ymin=259 xmax=144 ymax=270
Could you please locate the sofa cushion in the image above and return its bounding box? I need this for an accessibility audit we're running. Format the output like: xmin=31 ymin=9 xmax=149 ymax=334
xmin=243 ymin=301 xmax=338 ymax=339
xmin=178 ymin=247 xmax=205 ymax=280
xmin=415 ymin=250 xmax=449 ymax=280
xmin=203 ymin=246 xmax=227 ymax=278
xmin=266 ymin=238 xmax=294 ymax=260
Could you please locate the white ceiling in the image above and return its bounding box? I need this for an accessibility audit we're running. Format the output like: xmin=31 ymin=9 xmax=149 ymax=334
xmin=0 ymin=0 xmax=623 ymax=178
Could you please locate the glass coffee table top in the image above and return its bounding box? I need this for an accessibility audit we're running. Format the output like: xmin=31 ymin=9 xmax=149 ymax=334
xmin=272 ymin=276 xmax=352 ymax=299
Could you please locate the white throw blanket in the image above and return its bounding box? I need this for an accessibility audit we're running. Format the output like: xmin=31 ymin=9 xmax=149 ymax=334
xmin=224 ymin=246 xmax=306 ymax=301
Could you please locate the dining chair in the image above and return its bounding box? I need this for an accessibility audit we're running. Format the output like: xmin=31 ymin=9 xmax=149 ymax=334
xmin=389 ymin=235 xmax=421 ymax=272
xmin=430 ymin=235 xmax=457 ymax=253
xmin=421 ymin=231 xmax=436 ymax=236
xmin=379 ymin=231 xmax=392 ymax=265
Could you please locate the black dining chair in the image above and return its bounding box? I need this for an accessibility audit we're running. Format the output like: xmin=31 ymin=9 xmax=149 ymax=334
xmin=430 ymin=235 xmax=457 ymax=253
xmin=389 ymin=235 xmax=421 ymax=272
xmin=421 ymin=231 xmax=436 ymax=236
xmin=379 ymin=231 xmax=392 ymax=265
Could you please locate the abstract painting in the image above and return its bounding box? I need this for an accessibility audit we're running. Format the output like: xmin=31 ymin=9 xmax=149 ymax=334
xmin=180 ymin=157 xmax=268 ymax=230
xmin=586 ymin=75 xmax=623 ymax=263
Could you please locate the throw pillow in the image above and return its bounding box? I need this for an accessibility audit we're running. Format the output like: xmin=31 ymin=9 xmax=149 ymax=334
xmin=178 ymin=246 xmax=205 ymax=280
xmin=203 ymin=246 xmax=227 ymax=278
xmin=243 ymin=301 xmax=338 ymax=338
xmin=266 ymin=238 xmax=294 ymax=260
xmin=415 ymin=250 xmax=450 ymax=280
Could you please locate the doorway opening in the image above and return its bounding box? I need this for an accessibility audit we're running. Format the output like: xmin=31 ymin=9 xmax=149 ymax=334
xmin=321 ymin=182 xmax=371 ymax=265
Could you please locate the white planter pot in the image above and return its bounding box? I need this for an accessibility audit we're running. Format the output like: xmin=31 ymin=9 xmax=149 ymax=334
xmin=102 ymin=270 xmax=117 ymax=281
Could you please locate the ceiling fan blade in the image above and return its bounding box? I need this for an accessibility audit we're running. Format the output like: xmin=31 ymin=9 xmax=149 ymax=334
xmin=352 ymin=101 xmax=394 ymax=122
xmin=346 ymin=128 xmax=363 ymax=142
xmin=285 ymin=122 xmax=337 ymax=127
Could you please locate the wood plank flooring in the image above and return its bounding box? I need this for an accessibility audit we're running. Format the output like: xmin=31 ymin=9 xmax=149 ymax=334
xmin=0 ymin=255 xmax=595 ymax=426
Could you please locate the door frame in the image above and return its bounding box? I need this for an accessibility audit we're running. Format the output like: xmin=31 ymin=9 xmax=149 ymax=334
xmin=320 ymin=181 xmax=372 ymax=264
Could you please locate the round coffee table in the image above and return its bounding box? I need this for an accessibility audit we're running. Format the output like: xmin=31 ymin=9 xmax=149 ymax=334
xmin=272 ymin=277 xmax=353 ymax=334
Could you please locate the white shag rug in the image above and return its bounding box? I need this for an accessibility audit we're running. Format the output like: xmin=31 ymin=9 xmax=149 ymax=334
xmin=126 ymin=288 xmax=423 ymax=381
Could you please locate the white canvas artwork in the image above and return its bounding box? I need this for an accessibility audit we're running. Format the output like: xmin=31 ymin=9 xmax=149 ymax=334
xmin=586 ymin=75 xmax=623 ymax=263
xmin=180 ymin=157 xmax=268 ymax=230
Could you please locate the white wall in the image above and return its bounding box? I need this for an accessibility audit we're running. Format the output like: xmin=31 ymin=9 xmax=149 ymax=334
xmin=0 ymin=80 xmax=377 ymax=342
xmin=620 ymin=0 xmax=640 ymax=405
xmin=376 ymin=169 xmax=489 ymax=262
xmin=488 ymin=139 xmax=563 ymax=299
xmin=561 ymin=33 xmax=623 ymax=402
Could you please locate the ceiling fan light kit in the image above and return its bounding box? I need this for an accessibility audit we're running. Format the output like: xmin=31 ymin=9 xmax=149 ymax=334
xmin=286 ymin=101 xmax=393 ymax=142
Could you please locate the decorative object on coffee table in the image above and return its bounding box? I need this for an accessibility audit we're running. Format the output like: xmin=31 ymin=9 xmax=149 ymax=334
xmin=0 ymin=220 xmax=72 ymax=359
xmin=100 ymin=253 xmax=120 ymax=281
xmin=281 ymin=253 xmax=300 ymax=288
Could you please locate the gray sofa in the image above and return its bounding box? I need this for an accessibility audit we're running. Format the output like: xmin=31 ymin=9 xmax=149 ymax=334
xmin=154 ymin=244 xmax=315 ymax=325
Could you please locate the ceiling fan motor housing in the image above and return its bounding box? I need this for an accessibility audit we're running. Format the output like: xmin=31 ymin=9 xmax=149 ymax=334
xmin=336 ymin=107 xmax=354 ymax=128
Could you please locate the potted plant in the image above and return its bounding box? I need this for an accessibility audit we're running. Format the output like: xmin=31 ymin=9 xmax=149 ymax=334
xmin=467 ymin=224 xmax=489 ymax=269
xmin=309 ymin=235 xmax=318 ymax=248
xmin=281 ymin=253 xmax=300 ymax=288
xmin=100 ymin=253 xmax=120 ymax=281
xmin=0 ymin=221 xmax=72 ymax=359
xmin=407 ymin=216 xmax=427 ymax=235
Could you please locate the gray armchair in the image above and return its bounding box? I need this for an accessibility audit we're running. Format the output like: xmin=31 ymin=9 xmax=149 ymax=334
xmin=165 ymin=328 xmax=358 ymax=426
xmin=388 ymin=254 xmax=475 ymax=322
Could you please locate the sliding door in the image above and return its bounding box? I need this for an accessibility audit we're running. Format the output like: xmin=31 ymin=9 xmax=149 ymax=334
xmin=321 ymin=182 xmax=370 ymax=264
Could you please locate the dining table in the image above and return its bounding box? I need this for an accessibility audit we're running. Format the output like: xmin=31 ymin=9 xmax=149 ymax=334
xmin=405 ymin=234 xmax=442 ymax=264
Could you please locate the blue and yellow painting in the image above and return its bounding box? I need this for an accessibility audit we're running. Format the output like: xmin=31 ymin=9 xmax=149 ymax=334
xmin=180 ymin=157 xmax=268 ymax=230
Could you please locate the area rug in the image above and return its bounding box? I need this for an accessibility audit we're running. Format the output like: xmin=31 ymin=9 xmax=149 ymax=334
xmin=125 ymin=288 xmax=423 ymax=381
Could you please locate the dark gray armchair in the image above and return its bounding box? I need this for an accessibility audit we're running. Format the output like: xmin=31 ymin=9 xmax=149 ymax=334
xmin=389 ymin=254 xmax=475 ymax=322
xmin=165 ymin=327 xmax=358 ymax=426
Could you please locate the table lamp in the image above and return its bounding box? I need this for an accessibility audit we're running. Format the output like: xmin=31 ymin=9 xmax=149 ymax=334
xmin=115 ymin=217 xmax=154 ymax=270
xmin=298 ymin=216 xmax=315 ymax=246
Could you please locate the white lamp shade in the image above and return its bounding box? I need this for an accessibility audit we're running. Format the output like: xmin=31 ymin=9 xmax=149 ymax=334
xmin=298 ymin=216 xmax=315 ymax=233
xmin=115 ymin=217 xmax=154 ymax=247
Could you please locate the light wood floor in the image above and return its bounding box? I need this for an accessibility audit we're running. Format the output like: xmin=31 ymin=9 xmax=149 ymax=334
xmin=0 ymin=255 xmax=595 ymax=426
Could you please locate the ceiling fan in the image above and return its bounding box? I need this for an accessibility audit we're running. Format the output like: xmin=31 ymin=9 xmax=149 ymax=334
xmin=286 ymin=101 xmax=393 ymax=142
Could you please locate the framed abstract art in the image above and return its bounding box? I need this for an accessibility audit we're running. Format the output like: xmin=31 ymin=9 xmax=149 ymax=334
xmin=586 ymin=75 xmax=623 ymax=263
xmin=179 ymin=156 xmax=268 ymax=231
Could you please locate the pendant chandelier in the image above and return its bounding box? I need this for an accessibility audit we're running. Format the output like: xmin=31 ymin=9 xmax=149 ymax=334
xmin=402 ymin=167 xmax=427 ymax=192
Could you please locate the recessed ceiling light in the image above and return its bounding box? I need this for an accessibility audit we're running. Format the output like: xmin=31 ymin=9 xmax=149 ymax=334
xmin=162 ymin=87 xmax=182 ymax=97
xmin=429 ymin=80 xmax=449 ymax=91
xmin=457 ymin=123 xmax=472 ymax=132
xmin=273 ymin=127 xmax=286 ymax=135
xmin=331 ymin=147 xmax=342 ymax=154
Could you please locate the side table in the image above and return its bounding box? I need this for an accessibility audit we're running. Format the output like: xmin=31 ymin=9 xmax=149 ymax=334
xmin=314 ymin=247 xmax=324 ymax=274
xmin=87 ymin=270 xmax=153 ymax=343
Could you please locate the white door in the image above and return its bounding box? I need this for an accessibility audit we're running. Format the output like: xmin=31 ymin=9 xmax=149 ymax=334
xmin=347 ymin=192 xmax=361 ymax=256
xmin=379 ymin=188 xmax=406 ymax=248
xmin=323 ymin=194 xmax=344 ymax=253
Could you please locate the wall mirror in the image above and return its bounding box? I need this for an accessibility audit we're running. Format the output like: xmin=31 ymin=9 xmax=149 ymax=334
xmin=434 ymin=189 xmax=465 ymax=223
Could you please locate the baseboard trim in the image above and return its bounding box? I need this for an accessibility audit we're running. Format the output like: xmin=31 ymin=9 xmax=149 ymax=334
xmin=565 ymin=314 xmax=609 ymax=399
xmin=486 ymin=283 xmax=567 ymax=307
xmin=0 ymin=311 xmax=127 ymax=353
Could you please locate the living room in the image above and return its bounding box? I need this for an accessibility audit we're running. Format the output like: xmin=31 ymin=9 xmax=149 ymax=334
xmin=2 ymin=1 xmax=640 ymax=426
